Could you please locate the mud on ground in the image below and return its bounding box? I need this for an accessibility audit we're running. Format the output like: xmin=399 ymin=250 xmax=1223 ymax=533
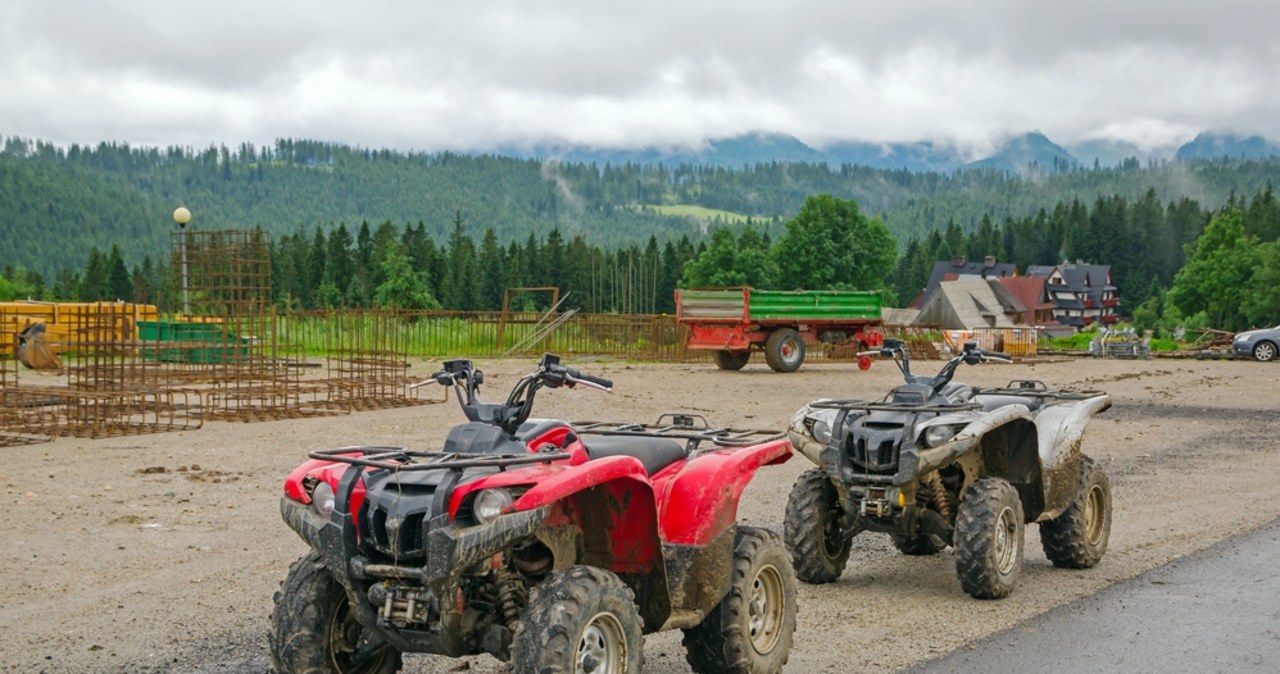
xmin=1 ymin=356 xmax=1277 ymax=673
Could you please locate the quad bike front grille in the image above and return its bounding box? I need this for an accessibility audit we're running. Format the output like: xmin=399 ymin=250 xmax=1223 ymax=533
xmin=365 ymin=504 xmax=429 ymax=561
xmin=849 ymin=435 xmax=899 ymax=472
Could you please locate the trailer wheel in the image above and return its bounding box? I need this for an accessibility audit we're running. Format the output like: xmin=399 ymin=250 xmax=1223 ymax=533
xmin=765 ymin=329 xmax=805 ymax=372
xmin=713 ymin=350 xmax=752 ymax=370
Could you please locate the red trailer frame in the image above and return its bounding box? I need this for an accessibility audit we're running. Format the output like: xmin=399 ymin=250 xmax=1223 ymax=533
xmin=676 ymin=288 xmax=883 ymax=372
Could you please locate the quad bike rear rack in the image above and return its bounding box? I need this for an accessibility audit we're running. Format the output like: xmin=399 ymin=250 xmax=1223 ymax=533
xmin=308 ymin=446 xmax=571 ymax=471
xmin=572 ymin=413 xmax=786 ymax=451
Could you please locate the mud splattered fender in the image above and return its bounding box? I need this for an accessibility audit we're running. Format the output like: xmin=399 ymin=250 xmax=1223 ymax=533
xmin=910 ymin=404 xmax=1035 ymax=480
xmin=423 ymin=507 xmax=551 ymax=584
xmin=1034 ymin=395 xmax=1111 ymax=520
xmin=657 ymin=439 xmax=791 ymax=546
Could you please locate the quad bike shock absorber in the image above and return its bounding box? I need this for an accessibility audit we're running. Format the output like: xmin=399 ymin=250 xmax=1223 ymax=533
xmin=494 ymin=569 xmax=527 ymax=634
xmin=924 ymin=472 xmax=952 ymax=520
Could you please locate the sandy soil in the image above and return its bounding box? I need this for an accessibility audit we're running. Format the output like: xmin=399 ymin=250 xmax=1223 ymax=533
xmin=1 ymin=355 xmax=1278 ymax=673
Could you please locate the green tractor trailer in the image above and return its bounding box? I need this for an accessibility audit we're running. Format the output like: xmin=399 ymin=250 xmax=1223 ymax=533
xmin=675 ymin=288 xmax=884 ymax=372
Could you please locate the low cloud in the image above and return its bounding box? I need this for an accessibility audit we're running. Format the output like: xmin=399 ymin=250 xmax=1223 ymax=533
xmin=2 ymin=1 xmax=1278 ymax=152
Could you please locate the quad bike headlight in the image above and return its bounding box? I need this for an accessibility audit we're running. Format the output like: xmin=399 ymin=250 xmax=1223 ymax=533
xmin=923 ymin=425 xmax=960 ymax=448
xmin=309 ymin=481 xmax=336 ymax=518
xmin=809 ymin=418 xmax=833 ymax=444
xmin=473 ymin=488 xmax=515 ymax=523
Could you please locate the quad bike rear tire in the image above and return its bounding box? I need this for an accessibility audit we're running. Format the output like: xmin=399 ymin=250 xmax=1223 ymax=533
xmin=784 ymin=468 xmax=853 ymax=583
xmin=269 ymin=552 xmax=403 ymax=674
xmin=683 ymin=526 xmax=797 ymax=674
xmin=765 ymin=328 xmax=806 ymax=372
xmin=1040 ymin=455 xmax=1112 ymax=569
xmin=713 ymin=349 xmax=752 ymax=370
xmin=954 ymin=477 xmax=1025 ymax=600
xmin=891 ymin=533 xmax=946 ymax=556
xmin=512 ymin=565 xmax=643 ymax=674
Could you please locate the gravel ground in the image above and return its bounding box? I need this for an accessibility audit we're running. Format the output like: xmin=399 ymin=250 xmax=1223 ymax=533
xmin=2 ymin=355 xmax=1278 ymax=673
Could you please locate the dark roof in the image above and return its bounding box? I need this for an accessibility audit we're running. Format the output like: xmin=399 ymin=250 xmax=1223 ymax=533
xmin=921 ymin=257 xmax=1018 ymax=307
xmin=1026 ymin=263 xmax=1118 ymax=302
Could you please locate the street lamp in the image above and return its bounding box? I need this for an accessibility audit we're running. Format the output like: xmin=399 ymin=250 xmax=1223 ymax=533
xmin=173 ymin=207 xmax=191 ymax=316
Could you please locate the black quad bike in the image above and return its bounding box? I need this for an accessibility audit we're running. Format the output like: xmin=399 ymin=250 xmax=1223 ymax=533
xmin=271 ymin=354 xmax=796 ymax=673
xmin=784 ymin=340 xmax=1113 ymax=599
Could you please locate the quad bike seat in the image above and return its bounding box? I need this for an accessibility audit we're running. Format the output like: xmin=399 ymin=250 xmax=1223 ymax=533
xmin=580 ymin=435 xmax=687 ymax=476
xmin=972 ymin=394 xmax=1041 ymax=413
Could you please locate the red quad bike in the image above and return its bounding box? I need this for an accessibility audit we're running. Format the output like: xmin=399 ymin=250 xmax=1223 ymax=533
xmin=271 ymin=354 xmax=797 ymax=674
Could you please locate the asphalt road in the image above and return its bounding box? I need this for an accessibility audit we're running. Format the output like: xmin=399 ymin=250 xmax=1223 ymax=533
xmin=909 ymin=517 xmax=1280 ymax=673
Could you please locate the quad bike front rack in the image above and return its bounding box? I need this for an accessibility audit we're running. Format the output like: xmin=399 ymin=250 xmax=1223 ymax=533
xmin=808 ymin=398 xmax=982 ymax=414
xmin=308 ymin=446 xmax=571 ymax=472
xmin=972 ymin=380 xmax=1105 ymax=401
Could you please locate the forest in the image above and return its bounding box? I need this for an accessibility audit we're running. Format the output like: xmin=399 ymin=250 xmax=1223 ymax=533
xmin=3 ymin=135 xmax=1280 ymax=331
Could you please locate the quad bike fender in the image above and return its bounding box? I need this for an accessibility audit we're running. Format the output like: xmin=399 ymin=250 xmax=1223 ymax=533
xmin=911 ymin=405 xmax=1036 ymax=479
xmin=282 ymin=451 xmax=369 ymax=507
xmin=510 ymin=455 xmax=665 ymax=574
xmin=509 ymin=454 xmax=650 ymax=511
xmin=657 ymin=438 xmax=791 ymax=546
xmin=1033 ymin=394 xmax=1111 ymax=521
xmin=788 ymin=404 xmax=836 ymax=465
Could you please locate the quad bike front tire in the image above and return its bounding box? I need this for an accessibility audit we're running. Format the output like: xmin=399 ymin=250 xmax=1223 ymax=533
xmin=269 ymin=552 xmax=403 ymax=674
xmin=764 ymin=328 xmax=806 ymax=372
xmin=891 ymin=533 xmax=947 ymax=556
xmin=1040 ymin=455 xmax=1112 ymax=569
xmin=954 ymin=477 xmax=1025 ymax=600
xmin=683 ymin=526 xmax=797 ymax=674
xmin=512 ymin=565 xmax=644 ymax=674
xmin=713 ymin=349 xmax=752 ymax=371
xmin=784 ymin=468 xmax=853 ymax=583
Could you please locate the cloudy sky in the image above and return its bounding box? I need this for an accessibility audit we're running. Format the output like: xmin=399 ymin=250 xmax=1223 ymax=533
xmin=2 ymin=1 xmax=1277 ymax=155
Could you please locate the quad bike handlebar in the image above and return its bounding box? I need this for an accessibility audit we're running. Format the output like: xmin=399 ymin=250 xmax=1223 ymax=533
xmin=423 ymin=353 xmax=611 ymax=437
xmin=867 ymin=339 xmax=1010 ymax=397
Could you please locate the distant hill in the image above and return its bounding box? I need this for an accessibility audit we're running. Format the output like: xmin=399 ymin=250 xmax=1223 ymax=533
xmin=1068 ymin=138 xmax=1156 ymax=168
xmin=961 ymin=132 xmax=1077 ymax=176
xmin=1175 ymin=132 xmax=1280 ymax=160
xmin=820 ymin=140 xmax=966 ymax=172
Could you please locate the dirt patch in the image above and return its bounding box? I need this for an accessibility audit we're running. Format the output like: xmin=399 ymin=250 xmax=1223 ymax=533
xmin=2 ymin=356 xmax=1278 ymax=673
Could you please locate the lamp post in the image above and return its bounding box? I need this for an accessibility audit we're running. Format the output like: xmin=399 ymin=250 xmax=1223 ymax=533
xmin=173 ymin=207 xmax=191 ymax=316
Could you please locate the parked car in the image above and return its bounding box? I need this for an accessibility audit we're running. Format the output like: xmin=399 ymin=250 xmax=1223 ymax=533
xmin=1233 ymin=325 xmax=1280 ymax=362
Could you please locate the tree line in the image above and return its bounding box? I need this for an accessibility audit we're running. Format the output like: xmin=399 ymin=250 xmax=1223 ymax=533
xmin=6 ymin=134 xmax=1280 ymax=281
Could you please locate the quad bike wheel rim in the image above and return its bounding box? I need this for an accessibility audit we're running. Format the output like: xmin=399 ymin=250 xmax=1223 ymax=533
xmin=993 ymin=505 xmax=1019 ymax=576
xmin=327 ymin=594 xmax=387 ymax=673
xmin=578 ymin=612 xmax=627 ymax=674
xmin=1084 ymin=484 xmax=1106 ymax=546
xmin=747 ymin=563 xmax=785 ymax=655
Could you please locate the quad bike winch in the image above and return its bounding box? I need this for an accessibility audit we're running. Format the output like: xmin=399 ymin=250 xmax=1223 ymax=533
xmin=784 ymin=339 xmax=1113 ymax=599
xmin=271 ymin=354 xmax=797 ymax=673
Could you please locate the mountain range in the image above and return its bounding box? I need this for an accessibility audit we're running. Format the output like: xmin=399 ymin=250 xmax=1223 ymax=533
xmin=497 ymin=130 xmax=1280 ymax=176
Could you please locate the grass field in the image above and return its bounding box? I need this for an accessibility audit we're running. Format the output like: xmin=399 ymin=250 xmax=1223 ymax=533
xmin=643 ymin=203 xmax=757 ymax=223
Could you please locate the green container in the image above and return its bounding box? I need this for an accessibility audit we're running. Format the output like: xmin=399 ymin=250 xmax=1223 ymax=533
xmin=746 ymin=289 xmax=882 ymax=322
xmin=137 ymin=320 xmax=248 ymax=363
